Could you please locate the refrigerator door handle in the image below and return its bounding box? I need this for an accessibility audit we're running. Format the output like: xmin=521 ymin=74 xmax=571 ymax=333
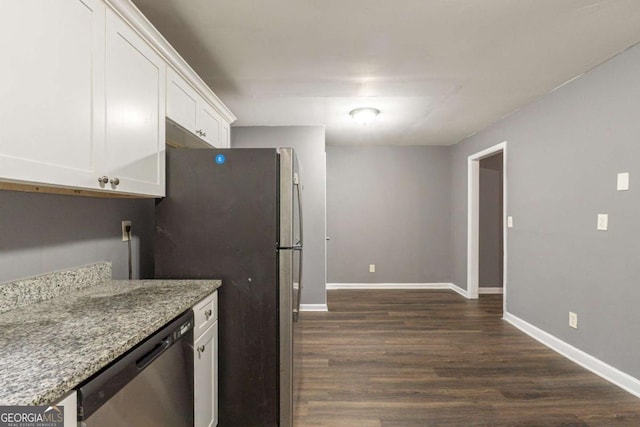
xmin=293 ymin=174 xmax=303 ymax=322
xmin=295 ymin=179 xmax=303 ymax=247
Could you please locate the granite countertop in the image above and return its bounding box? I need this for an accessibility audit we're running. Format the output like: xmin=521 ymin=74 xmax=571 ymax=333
xmin=0 ymin=270 xmax=221 ymax=406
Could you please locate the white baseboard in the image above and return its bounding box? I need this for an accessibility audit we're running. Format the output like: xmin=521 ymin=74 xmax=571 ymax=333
xmin=326 ymin=283 xmax=452 ymax=290
xmin=326 ymin=282 xmax=470 ymax=298
xmin=449 ymin=283 xmax=469 ymax=298
xmin=300 ymin=304 xmax=328 ymax=312
xmin=504 ymin=312 xmax=640 ymax=399
xmin=479 ymin=287 xmax=504 ymax=294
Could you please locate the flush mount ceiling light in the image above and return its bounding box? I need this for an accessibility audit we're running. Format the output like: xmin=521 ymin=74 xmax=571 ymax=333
xmin=349 ymin=107 xmax=380 ymax=125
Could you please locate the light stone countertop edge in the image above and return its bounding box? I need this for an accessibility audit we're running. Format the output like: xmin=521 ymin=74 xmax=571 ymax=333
xmin=0 ymin=278 xmax=221 ymax=406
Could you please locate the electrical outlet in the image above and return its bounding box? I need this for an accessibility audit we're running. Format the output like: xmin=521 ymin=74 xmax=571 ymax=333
xmin=369 ymin=264 xmax=375 ymax=273
xmin=122 ymin=220 xmax=132 ymax=241
xmin=507 ymin=216 xmax=513 ymax=228
xmin=569 ymin=312 xmax=578 ymax=329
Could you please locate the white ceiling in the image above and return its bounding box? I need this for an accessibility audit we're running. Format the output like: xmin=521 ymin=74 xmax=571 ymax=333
xmin=132 ymin=0 xmax=640 ymax=146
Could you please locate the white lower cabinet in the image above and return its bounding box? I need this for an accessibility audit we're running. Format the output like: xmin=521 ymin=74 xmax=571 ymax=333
xmin=53 ymin=390 xmax=77 ymax=427
xmin=193 ymin=291 xmax=219 ymax=427
xmin=194 ymin=321 xmax=218 ymax=427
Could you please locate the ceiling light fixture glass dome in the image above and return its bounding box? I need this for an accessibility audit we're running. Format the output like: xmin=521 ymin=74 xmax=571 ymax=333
xmin=349 ymin=107 xmax=380 ymax=125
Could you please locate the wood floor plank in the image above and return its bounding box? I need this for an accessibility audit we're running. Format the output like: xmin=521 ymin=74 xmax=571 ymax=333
xmin=294 ymin=290 xmax=640 ymax=426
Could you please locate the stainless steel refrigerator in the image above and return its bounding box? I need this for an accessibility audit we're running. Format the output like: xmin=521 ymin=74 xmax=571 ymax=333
xmin=155 ymin=147 xmax=302 ymax=427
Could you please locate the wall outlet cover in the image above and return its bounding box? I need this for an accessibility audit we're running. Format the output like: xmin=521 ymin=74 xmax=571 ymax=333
xmin=122 ymin=220 xmax=132 ymax=241
xmin=507 ymin=216 xmax=513 ymax=228
xmin=369 ymin=264 xmax=375 ymax=273
xmin=617 ymin=172 xmax=630 ymax=191
xmin=596 ymin=214 xmax=608 ymax=231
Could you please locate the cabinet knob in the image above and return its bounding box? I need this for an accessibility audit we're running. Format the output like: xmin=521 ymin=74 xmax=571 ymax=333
xmin=204 ymin=309 xmax=212 ymax=320
xmin=98 ymin=176 xmax=109 ymax=185
xmin=197 ymin=345 xmax=206 ymax=353
xmin=110 ymin=177 xmax=120 ymax=186
xmin=196 ymin=129 xmax=203 ymax=136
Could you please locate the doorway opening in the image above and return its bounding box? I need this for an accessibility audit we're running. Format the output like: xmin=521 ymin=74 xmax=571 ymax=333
xmin=467 ymin=142 xmax=507 ymax=316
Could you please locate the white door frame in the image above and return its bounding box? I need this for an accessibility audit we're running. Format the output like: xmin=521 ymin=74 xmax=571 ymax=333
xmin=467 ymin=141 xmax=507 ymax=314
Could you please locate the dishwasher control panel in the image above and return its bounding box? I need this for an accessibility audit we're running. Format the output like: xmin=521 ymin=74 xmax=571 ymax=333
xmin=175 ymin=319 xmax=193 ymax=340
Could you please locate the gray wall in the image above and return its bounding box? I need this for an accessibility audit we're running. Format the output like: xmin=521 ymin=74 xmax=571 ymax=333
xmin=326 ymin=145 xmax=451 ymax=283
xmin=451 ymin=43 xmax=640 ymax=378
xmin=231 ymin=126 xmax=327 ymax=305
xmin=0 ymin=190 xmax=155 ymax=284
xmin=479 ymin=153 xmax=503 ymax=288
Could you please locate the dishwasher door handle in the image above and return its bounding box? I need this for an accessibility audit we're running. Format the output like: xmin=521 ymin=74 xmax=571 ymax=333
xmin=136 ymin=337 xmax=171 ymax=370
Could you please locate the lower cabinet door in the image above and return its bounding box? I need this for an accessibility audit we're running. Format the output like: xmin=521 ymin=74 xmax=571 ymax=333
xmin=53 ymin=390 xmax=77 ymax=427
xmin=194 ymin=321 xmax=218 ymax=427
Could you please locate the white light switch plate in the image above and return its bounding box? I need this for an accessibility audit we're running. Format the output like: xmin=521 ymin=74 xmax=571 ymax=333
xmin=617 ymin=172 xmax=629 ymax=191
xmin=569 ymin=312 xmax=578 ymax=329
xmin=597 ymin=214 xmax=608 ymax=231
xmin=507 ymin=216 xmax=513 ymax=228
xmin=369 ymin=264 xmax=375 ymax=273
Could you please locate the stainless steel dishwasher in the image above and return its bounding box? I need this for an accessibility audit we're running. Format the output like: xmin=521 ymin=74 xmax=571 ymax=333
xmin=78 ymin=310 xmax=194 ymax=427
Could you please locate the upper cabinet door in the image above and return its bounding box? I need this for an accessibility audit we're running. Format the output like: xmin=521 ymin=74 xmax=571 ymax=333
xmin=0 ymin=0 xmax=105 ymax=189
xmin=198 ymin=103 xmax=221 ymax=147
xmin=167 ymin=67 xmax=198 ymax=132
xmin=220 ymin=122 xmax=231 ymax=149
xmin=104 ymin=8 xmax=165 ymax=196
xmin=167 ymin=67 xmax=231 ymax=149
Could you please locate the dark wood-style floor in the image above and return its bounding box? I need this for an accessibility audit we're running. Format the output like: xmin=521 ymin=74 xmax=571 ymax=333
xmin=294 ymin=290 xmax=640 ymax=426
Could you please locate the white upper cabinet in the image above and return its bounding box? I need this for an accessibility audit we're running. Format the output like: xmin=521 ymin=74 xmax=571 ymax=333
xmin=197 ymin=103 xmax=221 ymax=148
xmin=104 ymin=8 xmax=165 ymax=196
xmin=0 ymin=0 xmax=234 ymax=197
xmin=167 ymin=68 xmax=229 ymax=149
xmin=0 ymin=0 xmax=105 ymax=189
xmin=220 ymin=122 xmax=231 ymax=149
xmin=167 ymin=67 xmax=199 ymax=132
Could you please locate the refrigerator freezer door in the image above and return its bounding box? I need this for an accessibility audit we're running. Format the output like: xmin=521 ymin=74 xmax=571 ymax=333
xmin=279 ymin=244 xmax=302 ymax=427
xmin=293 ymin=245 xmax=302 ymax=323
xmin=279 ymin=249 xmax=294 ymax=427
